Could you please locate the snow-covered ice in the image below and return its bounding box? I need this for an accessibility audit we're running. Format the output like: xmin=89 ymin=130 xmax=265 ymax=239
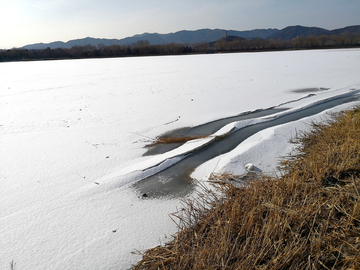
xmin=1 ymin=49 xmax=360 ymax=269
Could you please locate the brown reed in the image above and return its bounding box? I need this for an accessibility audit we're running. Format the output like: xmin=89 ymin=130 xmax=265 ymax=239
xmin=133 ymin=106 xmax=360 ymax=270
xmin=146 ymin=135 xmax=209 ymax=147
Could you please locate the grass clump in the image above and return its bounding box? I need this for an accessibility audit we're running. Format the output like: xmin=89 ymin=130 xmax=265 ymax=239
xmin=133 ymin=106 xmax=360 ymax=270
xmin=146 ymin=135 xmax=209 ymax=147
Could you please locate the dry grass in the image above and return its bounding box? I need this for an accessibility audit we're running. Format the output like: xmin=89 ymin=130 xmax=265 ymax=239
xmin=146 ymin=135 xmax=209 ymax=147
xmin=133 ymin=106 xmax=360 ymax=270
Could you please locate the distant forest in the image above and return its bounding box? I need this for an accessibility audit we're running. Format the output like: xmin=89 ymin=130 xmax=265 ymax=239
xmin=1 ymin=33 xmax=360 ymax=62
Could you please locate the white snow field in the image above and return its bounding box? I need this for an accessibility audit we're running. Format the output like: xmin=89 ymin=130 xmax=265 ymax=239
xmin=1 ymin=49 xmax=360 ymax=269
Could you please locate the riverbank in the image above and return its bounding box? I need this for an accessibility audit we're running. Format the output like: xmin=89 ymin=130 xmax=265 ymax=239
xmin=133 ymin=106 xmax=360 ymax=269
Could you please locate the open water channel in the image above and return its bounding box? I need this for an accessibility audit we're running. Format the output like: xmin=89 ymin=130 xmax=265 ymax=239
xmin=133 ymin=92 xmax=360 ymax=198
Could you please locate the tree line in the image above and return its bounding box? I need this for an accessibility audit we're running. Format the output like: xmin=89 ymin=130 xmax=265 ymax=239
xmin=210 ymin=33 xmax=360 ymax=52
xmin=0 ymin=41 xmax=192 ymax=62
xmin=1 ymin=33 xmax=359 ymax=62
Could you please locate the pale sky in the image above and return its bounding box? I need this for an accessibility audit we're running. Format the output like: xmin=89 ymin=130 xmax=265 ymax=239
xmin=1 ymin=0 xmax=359 ymax=49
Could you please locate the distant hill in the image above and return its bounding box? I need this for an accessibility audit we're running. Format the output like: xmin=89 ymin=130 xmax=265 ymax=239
xmin=209 ymin=35 xmax=246 ymax=47
xmin=267 ymin=25 xmax=360 ymax=41
xmin=21 ymin=25 xmax=360 ymax=50
xmin=22 ymin=28 xmax=279 ymax=50
xmin=330 ymin=25 xmax=360 ymax=36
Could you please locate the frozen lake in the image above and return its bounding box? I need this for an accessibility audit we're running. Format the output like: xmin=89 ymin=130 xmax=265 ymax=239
xmin=1 ymin=49 xmax=360 ymax=269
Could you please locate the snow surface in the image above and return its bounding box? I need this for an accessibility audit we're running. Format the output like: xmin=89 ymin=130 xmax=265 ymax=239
xmin=1 ymin=49 xmax=360 ymax=269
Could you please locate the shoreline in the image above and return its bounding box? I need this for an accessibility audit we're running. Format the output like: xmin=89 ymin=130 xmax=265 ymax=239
xmin=133 ymin=106 xmax=360 ymax=269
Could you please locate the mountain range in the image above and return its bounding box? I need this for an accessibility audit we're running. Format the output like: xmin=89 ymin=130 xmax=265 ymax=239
xmin=22 ymin=29 xmax=277 ymax=50
xmin=268 ymin=25 xmax=360 ymax=41
xmin=23 ymin=25 xmax=360 ymax=50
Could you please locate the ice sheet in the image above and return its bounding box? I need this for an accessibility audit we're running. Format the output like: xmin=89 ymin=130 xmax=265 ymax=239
xmin=1 ymin=49 xmax=360 ymax=269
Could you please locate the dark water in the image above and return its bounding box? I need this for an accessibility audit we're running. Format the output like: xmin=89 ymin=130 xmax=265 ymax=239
xmin=144 ymin=108 xmax=287 ymax=156
xmin=133 ymin=93 xmax=360 ymax=199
